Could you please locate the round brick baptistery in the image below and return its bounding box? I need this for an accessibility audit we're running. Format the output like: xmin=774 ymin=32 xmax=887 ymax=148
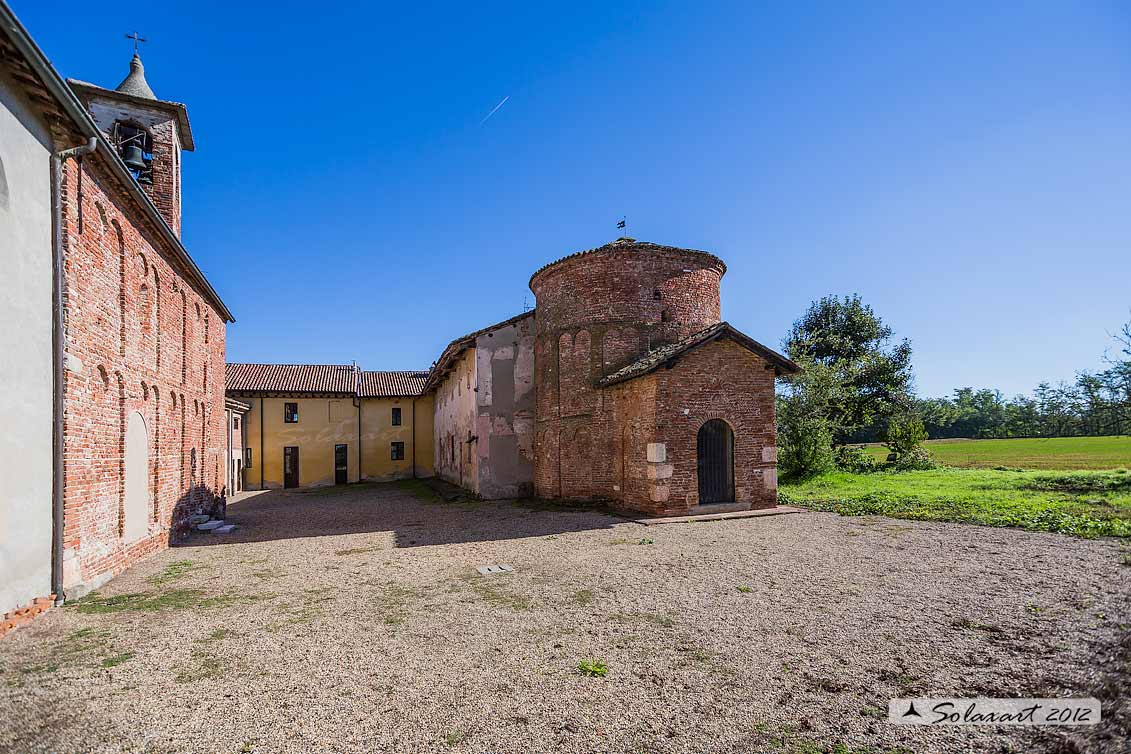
xmin=528 ymin=238 xmax=728 ymax=500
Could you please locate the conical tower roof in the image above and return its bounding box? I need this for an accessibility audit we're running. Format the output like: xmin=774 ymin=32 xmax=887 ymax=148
xmin=115 ymin=54 xmax=156 ymax=99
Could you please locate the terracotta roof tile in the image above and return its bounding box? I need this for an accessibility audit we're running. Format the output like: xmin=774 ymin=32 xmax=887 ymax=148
xmin=225 ymin=363 xmax=359 ymax=394
xmin=359 ymin=371 xmax=429 ymax=398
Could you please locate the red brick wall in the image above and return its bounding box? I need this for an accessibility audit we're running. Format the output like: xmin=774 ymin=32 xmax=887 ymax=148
xmin=607 ymin=375 xmax=658 ymax=507
xmin=59 ymin=156 xmax=225 ymax=595
xmin=653 ymin=339 xmax=779 ymax=512
xmin=143 ymin=118 xmax=181 ymax=236
xmin=530 ymin=240 xmax=725 ymax=502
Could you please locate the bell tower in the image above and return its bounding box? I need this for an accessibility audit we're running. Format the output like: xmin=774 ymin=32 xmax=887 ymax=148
xmin=68 ymin=48 xmax=195 ymax=236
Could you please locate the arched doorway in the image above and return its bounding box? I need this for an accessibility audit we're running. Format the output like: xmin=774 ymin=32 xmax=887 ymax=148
xmin=124 ymin=410 xmax=149 ymax=541
xmin=697 ymin=419 xmax=734 ymax=504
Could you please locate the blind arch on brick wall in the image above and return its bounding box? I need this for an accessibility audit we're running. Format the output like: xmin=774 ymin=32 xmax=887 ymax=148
xmin=123 ymin=410 xmax=149 ymax=542
xmin=559 ymin=330 xmax=593 ymax=416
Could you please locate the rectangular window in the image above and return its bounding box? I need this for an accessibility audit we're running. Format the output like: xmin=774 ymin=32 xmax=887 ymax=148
xmin=391 ymin=407 xmax=401 ymax=426
xmin=284 ymin=402 xmax=298 ymax=423
xmin=391 ymin=441 xmax=405 ymax=461
xmin=244 ymin=447 xmax=252 ymax=468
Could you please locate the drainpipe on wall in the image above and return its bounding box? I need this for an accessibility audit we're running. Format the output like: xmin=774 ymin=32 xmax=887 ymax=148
xmin=411 ymin=398 xmax=416 ymax=479
xmin=50 ymin=137 xmax=98 ymax=607
xmin=260 ymin=397 xmax=264 ymax=490
xmin=353 ymin=397 xmax=362 ymax=483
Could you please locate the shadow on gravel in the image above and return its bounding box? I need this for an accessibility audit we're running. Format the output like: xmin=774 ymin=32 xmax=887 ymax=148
xmin=176 ymin=479 xmax=627 ymax=549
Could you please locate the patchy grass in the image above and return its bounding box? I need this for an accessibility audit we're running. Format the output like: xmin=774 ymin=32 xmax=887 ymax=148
xmin=368 ymin=582 xmax=419 ymax=625
xmin=71 ymin=589 xmax=262 ymax=614
xmin=577 ymin=658 xmax=608 ymax=677
xmin=70 ymin=589 xmax=205 ymax=614
xmin=458 ymin=573 xmax=531 ymax=612
xmin=146 ymin=560 xmax=200 ymax=586
xmin=859 ymin=435 xmax=1131 ymax=470
xmin=780 ymin=468 xmax=1131 ymax=538
xmin=737 ymin=585 xmax=754 ymax=594
xmin=334 ymin=545 xmax=382 ymax=556
xmin=198 ymin=593 xmax=264 ymax=610
xmin=571 ymin=589 xmax=595 ymax=606
xmin=610 ymin=611 xmax=675 ymax=628
xmin=174 ymin=650 xmax=228 ymax=683
xmin=7 ymin=628 xmax=138 ymax=680
xmin=101 ymin=652 xmax=136 ymax=668
xmin=197 ymin=628 xmax=235 ymax=643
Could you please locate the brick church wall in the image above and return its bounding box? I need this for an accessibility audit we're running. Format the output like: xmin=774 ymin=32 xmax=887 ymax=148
xmin=59 ymin=156 xmax=226 ymax=597
xmin=653 ymin=339 xmax=779 ymax=511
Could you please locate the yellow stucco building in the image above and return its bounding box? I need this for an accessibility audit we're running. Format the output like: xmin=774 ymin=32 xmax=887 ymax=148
xmin=227 ymin=364 xmax=432 ymax=489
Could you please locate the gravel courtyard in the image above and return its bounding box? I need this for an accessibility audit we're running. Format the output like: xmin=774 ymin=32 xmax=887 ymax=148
xmin=1 ymin=481 xmax=1128 ymax=754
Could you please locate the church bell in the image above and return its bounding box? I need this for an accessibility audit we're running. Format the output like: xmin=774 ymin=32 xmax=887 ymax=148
xmin=122 ymin=144 xmax=147 ymax=172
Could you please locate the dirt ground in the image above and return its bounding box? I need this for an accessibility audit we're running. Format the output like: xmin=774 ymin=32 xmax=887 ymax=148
xmin=1 ymin=481 xmax=1128 ymax=754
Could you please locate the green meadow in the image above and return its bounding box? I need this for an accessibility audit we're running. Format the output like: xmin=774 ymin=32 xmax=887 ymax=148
xmin=781 ymin=436 xmax=1131 ymax=538
xmin=859 ymin=435 xmax=1131 ymax=470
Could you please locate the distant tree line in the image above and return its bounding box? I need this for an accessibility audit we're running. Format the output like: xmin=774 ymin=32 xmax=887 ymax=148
xmin=776 ymin=295 xmax=1131 ymax=477
xmin=908 ymin=373 xmax=1131 ymax=441
xmin=852 ymin=317 xmax=1131 ymax=442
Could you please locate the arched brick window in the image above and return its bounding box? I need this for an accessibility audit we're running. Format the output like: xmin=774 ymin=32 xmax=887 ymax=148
xmin=559 ymin=330 xmax=593 ymax=416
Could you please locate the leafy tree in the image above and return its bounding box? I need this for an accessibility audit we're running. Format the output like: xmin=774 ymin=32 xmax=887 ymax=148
xmin=884 ymin=412 xmax=928 ymax=457
xmin=783 ymin=295 xmax=913 ymax=444
xmin=777 ymin=360 xmax=837 ymax=478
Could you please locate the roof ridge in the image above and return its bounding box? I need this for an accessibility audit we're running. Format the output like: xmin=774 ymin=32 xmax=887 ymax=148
xmin=598 ymin=321 xmax=799 ymax=387
xmin=361 ymin=369 xmax=430 ymax=374
xmin=226 ymin=362 xmax=356 ymax=367
xmin=528 ymin=239 xmax=726 ymax=288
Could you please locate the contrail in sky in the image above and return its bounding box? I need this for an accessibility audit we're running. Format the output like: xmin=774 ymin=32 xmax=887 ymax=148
xmin=480 ymin=95 xmax=510 ymax=124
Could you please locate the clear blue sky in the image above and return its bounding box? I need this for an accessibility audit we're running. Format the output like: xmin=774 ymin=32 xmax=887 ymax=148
xmin=17 ymin=1 xmax=1131 ymax=398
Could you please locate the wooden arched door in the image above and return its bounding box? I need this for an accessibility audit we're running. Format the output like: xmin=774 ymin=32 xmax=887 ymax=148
xmin=697 ymin=419 xmax=735 ymax=504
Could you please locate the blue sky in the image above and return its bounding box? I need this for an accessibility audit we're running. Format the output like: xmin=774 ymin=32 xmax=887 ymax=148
xmin=17 ymin=1 xmax=1131 ymax=397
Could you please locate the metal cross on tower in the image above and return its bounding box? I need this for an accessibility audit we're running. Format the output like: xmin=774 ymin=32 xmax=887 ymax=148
xmin=125 ymin=31 xmax=147 ymax=54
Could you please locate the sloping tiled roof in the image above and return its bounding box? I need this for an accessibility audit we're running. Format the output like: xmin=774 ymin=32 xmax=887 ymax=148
xmin=422 ymin=310 xmax=535 ymax=394
xmin=598 ymin=322 xmax=800 ymax=387
xmin=226 ymin=363 xmax=359 ymax=394
xmin=359 ymin=370 xmax=429 ymax=398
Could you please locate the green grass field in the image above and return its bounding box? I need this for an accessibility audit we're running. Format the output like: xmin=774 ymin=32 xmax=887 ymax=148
xmin=780 ymin=467 xmax=1131 ymax=538
xmin=781 ymin=436 xmax=1131 ymax=538
xmin=860 ymin=435 xmax=1131 ymax=470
